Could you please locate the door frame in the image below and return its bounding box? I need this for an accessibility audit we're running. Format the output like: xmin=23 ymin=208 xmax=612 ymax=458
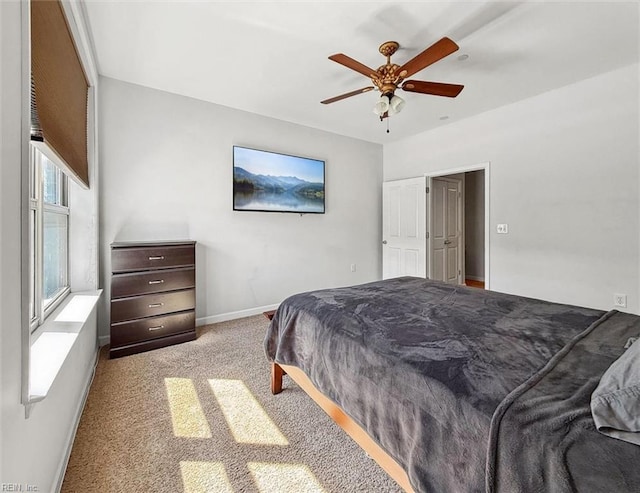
xmin=425 ymin=162 xmax=491 ymax=290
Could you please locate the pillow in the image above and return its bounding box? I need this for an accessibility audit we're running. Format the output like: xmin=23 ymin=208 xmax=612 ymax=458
xmin=591 ymin=337 xmax=640 ymax=446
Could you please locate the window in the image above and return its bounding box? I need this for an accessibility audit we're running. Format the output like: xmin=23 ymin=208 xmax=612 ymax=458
xmin=29 ymin=145 xmax=70 ymax=331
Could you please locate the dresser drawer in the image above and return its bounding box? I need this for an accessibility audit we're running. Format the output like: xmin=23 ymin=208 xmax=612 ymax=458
xmin=112 ymin=244 xmax=195 ymax=273
xmin=110 ymin=311 xmax=195 ymax=347
xmin=111 ymin=267 xmax=195 ymax=298
xmin=111 ymin=289 xmax=196 ymax=323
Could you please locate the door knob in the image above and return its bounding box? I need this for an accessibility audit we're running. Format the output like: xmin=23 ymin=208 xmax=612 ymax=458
xmin=382 ymin=240 xmax=387 ymax=244
xmin=444 ymin=240 xmax=452 ymax=245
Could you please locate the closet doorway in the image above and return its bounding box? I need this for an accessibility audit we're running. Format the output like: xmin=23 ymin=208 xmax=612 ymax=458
xmin=427 ymin=164 xmax=489 ymax=289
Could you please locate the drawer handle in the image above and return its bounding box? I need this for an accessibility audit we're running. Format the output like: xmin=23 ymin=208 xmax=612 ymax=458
xmin=148 ymin=325 xmax=164 ymax=331
xmin=148 ymin=255 xmax=165 ymax=261
xmin=148 ymin=303 xmax=164 ymax=308
xmin=148 ymin=280 xmax=165 ymax=285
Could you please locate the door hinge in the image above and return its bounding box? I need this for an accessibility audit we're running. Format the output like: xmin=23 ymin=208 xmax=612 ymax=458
xmin=426 ymin=232 xmax=430 ymax=239
xmin=426 ymin=186 xmax=430 ymax=193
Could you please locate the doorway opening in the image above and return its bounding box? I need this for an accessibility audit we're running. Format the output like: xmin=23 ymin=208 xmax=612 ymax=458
xmin=426 ymin=163 xmax=489 ymax=290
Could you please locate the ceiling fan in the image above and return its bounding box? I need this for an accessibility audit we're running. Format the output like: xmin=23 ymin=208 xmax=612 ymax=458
xmin=321 ymin=37 xmax=464 ymax=119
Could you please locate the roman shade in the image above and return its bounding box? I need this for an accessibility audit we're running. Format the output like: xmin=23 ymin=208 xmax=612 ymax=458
xmin=31 ymin=0 xmax=89 ymax=187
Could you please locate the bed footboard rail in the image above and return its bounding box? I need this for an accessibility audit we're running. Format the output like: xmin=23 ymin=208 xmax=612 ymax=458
xmin=269 ymin=362 xmax=416 ymax=493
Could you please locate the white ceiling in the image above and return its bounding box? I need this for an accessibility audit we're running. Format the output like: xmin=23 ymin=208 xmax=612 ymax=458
xmin=83 ymin=1 xmax=639 ymax=144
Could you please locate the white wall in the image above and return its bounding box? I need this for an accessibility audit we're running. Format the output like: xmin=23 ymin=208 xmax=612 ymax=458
xmin=637 ymin=7 xmax=640 ymax=326
xmin=1 ymin=2 xmax=100 ymax=491
xmin=99 ymin=77 xmax=383 ymax=339
xmin=0 ymin=0 xmax=7 ymax=481
xmin=385 ymin=64 xmax=640 ymax=314
xmin=1 ymin=2 xmax=25 ymax=484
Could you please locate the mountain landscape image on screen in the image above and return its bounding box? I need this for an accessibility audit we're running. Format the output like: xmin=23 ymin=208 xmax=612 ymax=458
xmin=233 ymin=166 xmax=325 ymax=213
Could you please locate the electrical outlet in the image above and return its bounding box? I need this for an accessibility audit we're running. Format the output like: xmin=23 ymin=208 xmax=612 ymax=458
xmin=497 ymin=224 xmax=509 ymax=234
xmin=350 ymin=263 xmax=357 ymax=273
xmin=614 ymin=294 xmax=627 ymax=308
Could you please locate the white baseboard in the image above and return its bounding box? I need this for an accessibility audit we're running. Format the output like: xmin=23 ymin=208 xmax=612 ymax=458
xmin=53 ymin=347 xmax=99 ymax=493
xmin=98 ymin=335 xmax=110 ymax=347
xmin=196 ymin=303 xmax=280 ymax=326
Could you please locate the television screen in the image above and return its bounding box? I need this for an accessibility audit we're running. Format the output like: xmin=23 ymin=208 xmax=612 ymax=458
xmin=233 ymin=146 xmax=325 ymax=214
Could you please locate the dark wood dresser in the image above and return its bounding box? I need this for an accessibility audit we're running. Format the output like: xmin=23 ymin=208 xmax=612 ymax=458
xmin=109 ymin=240 xmax=196 ymax=358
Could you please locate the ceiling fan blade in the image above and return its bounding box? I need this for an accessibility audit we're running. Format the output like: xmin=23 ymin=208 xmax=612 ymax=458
xmin=329 ymin=54 xmax=380 ymax=79
xmin=321 ymin=86 xmax=375 ymax=104
xmin=397 ymin=37 xmax=459 ymax=79
xmin=402 ymin=80 xmax=464 ymax=98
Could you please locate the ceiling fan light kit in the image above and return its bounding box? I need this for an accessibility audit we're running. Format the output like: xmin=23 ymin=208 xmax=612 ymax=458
xmin=322 ymin=37 xmax=464 ymax=127
xmin=373 ymin=95 xmax=390 ymax=116
xmin=374 ymin=94 xmax=405 ymax=117
xmin=388 ymin=94 xmax=405 ymax=115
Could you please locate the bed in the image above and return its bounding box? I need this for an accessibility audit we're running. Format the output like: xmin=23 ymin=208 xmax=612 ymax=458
xmin=265 ymin=277 xmax=640 ymax=493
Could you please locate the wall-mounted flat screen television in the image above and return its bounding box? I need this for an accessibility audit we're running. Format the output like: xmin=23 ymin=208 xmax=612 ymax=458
xmin=233 ymin=146 xmax=325 ymax=214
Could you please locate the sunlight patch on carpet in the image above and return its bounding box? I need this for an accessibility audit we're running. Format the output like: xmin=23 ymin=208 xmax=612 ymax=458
xmin=165 ymin=378 xmax=212 ymax=438
xmin=180 ymin=461 xmax=234 ymax=493
xmin=208 ymin=379 xmax=288 ymax=446
xmin=248 ymin=462 xmax=327 ymax=493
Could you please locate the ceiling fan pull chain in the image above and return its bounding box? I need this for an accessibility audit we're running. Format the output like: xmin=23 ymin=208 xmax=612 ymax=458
xmin=387 ymin=117 xmax=390 ymax=134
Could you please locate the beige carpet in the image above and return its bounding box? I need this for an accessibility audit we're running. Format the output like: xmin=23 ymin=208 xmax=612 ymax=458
xmin=61 ymin=315 xmax=402 ymax=493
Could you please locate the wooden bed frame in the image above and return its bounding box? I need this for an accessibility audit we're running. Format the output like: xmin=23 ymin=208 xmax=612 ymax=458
xmin=271 ymin=362 xmax=416 ymax=493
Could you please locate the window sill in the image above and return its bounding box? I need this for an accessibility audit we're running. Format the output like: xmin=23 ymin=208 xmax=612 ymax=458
xmin=28 ymin=290 xmax=102 ymax=404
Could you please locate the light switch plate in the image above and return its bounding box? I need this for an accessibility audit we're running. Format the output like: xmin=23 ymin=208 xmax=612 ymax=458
xmin=497 ymin=224 xmax=509 ymax=234
xmin=614 ymin=294 xmax=627 ymax=308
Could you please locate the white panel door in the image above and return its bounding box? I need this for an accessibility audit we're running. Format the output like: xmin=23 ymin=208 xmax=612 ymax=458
xmin=382 ymin=177 xmax=427 ymax=279
xmin=430 ymin=177 xmax=462 ymax=284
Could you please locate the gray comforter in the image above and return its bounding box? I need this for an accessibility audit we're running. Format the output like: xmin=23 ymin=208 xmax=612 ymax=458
xmin=264 ymin=277 xmax=640 ymax=492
